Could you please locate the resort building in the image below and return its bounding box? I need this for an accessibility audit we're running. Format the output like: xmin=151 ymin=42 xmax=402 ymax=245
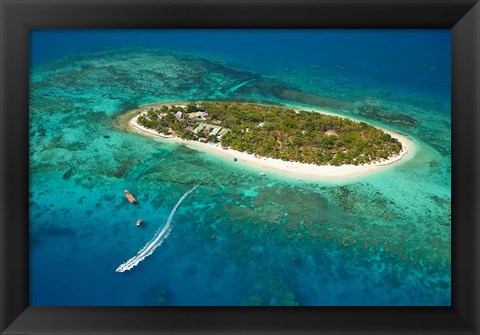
xmin=210 ymin=127 xmax=222 ymax=136
xmin=188 ymin=111 xmax=208 ymax=121
xmin=174 ymin=111 xmax=184 ymax=121
xmin=218 ymin=128 xmax=230 ymax=137
xmin=193 ymin=123 xmax=206 ymax=134
xmin=193 ymin=123 xmax=230 ymax=141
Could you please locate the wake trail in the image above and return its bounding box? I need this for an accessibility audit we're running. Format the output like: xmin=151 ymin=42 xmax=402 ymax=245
xmin=116 ymin=184 xmax=199 ymax=272
xmin=226 ymin=78 xmax=256 ymax=94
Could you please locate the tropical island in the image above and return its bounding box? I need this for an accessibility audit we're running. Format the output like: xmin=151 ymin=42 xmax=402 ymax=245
xmin=134 ymin=101 xmax=404 ymax=165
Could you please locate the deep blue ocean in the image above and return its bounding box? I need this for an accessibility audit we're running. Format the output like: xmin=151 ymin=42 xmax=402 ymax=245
xmin=29 ymin=29 xmax=451 ymax=306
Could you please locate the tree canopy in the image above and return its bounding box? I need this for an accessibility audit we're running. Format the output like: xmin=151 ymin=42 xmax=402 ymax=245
xmin=136 ymin=101 xmax=402 ymax=166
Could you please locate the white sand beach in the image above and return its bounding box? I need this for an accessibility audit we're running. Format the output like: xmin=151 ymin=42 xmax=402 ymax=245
xmin=128 ymin=106 xmax=416 ymax=179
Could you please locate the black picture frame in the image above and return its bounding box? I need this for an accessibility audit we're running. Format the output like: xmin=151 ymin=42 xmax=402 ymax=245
xmin=1 ymin=1 xmax=479 ymax=334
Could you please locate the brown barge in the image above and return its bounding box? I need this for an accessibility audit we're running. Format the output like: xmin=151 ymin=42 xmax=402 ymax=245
xmin=124 ymin=190 xmax=137 ymax=204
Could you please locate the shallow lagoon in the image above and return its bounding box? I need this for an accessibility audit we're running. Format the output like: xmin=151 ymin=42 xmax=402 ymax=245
xmin=29 ymin=30 xmax=451 ymax=306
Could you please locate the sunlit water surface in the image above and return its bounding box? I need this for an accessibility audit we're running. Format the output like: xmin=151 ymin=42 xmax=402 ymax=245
xmin=29 ymin=30 xmax=451 ymax=306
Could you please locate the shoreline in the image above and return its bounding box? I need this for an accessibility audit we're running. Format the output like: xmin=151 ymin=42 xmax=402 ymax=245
xmin=127 ymin=103 xmax=416 ymax=179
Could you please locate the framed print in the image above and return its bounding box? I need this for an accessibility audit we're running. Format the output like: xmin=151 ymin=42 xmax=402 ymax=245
xmin=1 ymin=1 xmax=479 ymax=334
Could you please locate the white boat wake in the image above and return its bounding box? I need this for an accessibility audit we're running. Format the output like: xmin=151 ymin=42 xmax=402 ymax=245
xmin=116 ymin=184 xmax=199 ymax=273
xmin=226 ymin=78 xmax=256 ymax=94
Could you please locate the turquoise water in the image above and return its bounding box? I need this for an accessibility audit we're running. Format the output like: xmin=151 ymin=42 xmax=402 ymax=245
xmin=29 ymin=30 xmax=451 ymax=306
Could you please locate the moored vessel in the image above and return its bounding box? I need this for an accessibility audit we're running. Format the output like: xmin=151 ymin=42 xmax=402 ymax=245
xmin=124 ymin=190 xmax=137 ymax=204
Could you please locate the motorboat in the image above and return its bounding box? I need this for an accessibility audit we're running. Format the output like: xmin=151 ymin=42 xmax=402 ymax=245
xmin=124 ymin=190 xmax=138 ymax=204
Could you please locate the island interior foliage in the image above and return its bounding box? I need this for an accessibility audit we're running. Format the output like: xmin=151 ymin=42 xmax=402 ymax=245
xmin=29 ymin=30 xmax=451 ymax=307
xmin=138 ymin=102 xmax=402 ymax=165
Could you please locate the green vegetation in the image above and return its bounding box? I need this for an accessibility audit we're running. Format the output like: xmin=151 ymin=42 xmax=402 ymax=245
xmin=136 ymin=101 xmax=402 ymax=166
